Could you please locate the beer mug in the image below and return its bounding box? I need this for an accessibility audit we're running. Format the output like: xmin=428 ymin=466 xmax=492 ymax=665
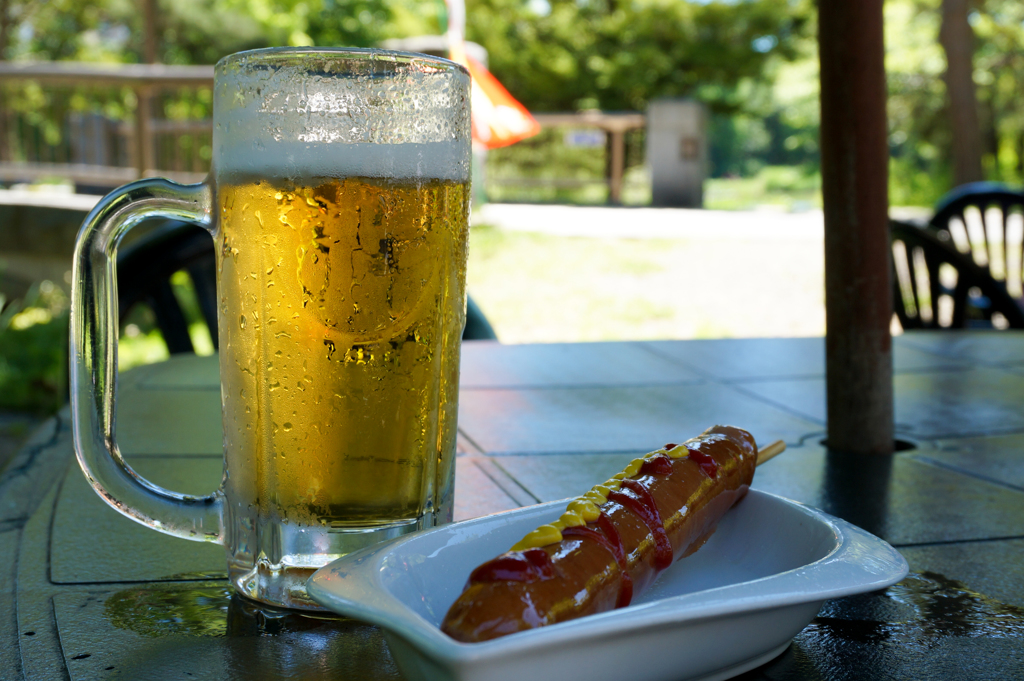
xmin=70 ymin=48 xmax=471 ymax=609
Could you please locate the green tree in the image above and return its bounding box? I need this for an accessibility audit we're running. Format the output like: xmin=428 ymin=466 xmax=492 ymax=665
xmin=940 ymin=0 xmax=984 ymax=185
xmin=466 ymin=0 xmax=810 ymax=114
xmin=885 ymin=0 xmax=1024 ymax=202
xmin=8 ymin=0 xmax=1024 ymax=201
xmin=3 ymin=0 xmax=434 ymax=65
xmin=885 ymin=0 xmax=950 ymax=204
xmin=973 ymin=0 xmax=1024 ymax=183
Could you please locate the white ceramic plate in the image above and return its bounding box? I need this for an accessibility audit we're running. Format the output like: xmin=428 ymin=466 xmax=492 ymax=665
xmin=307 ymin=490 xmax=908 ymax=681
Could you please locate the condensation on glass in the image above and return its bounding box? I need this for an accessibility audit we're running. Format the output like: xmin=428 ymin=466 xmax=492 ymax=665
xmin=70 ymin=48 xmax=471 ymax=609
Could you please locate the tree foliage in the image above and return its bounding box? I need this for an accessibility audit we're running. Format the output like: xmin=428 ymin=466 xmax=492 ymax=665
xmin=465 ymin=0 xmax=810 ymax=113
xmin=885 ymin=0 xmax=1024 ymax=203
xmin=973 ymin=0 xmax=1024 ymax=181
xmin=4 ymin=0 xmax=1024 ymax=199
xmin=5 ymin=0 xmax=811 ymax=114
xmin=3 ymin=0 xmax=435 ymax=65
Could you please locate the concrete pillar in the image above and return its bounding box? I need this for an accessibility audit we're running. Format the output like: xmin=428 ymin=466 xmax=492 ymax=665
xmin=646 ymin=99 xmax=707 ymax=208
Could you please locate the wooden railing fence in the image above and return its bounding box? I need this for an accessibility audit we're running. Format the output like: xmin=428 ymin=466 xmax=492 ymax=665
xmin=0 ymin=62 xmax=646 ymax=202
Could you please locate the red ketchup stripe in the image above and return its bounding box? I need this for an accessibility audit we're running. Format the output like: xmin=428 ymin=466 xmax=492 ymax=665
xmin=609 ymin=480 xmax=673 ymax=571
xmin=562 ymin=523 xmax=633 ymax=608
xmin=468 ymin=548 xmax=555 ymax=584
xmin=639 ymin=454 xmax=674 ymax=477
xmin=687 ymin=449 xmax=719 ymax=478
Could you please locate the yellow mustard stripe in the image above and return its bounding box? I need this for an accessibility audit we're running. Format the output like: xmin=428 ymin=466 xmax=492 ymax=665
xmin=509 ymin=440 xmax=694 ymax=551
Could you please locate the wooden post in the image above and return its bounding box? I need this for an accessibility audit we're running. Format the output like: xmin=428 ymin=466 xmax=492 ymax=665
xmin=0 ymin=0 xmax=11 ymax=163
xmin=142 ymin=0 xmax=159 ymax=64
xmin=133 ymin=85 xmax=155 ymax=177
xmin=940 ymin=0 xmax=984 ymax=186
xmin=0 ymin=108 xmax=8 ymax=163
xmin=819 ymin=0 xmax=894 ymax=455
xmin=135 ymin=0 xmax=159 ymax=177
xmin=0 ymin=0 xmax=11 ymax=60
xmin=607 ymin=129 xmax=625 ymax=205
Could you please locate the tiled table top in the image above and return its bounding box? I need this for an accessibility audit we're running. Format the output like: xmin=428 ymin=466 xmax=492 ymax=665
xmin=2 ymin=331 xmax=1023 ymax=680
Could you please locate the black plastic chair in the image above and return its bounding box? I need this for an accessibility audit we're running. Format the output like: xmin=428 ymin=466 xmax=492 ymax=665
xmin=465 ymin=296 xmax=498 ymax=340
xmin=116 ymin=221 xmax=497 ymax=354
xmin=927 ymin=182 xmax=1024 ymax=303
xmin=890 ymin=219 xmax=1024 ymax=330
xmin=117 ymin=220 xmax=219 ymax=354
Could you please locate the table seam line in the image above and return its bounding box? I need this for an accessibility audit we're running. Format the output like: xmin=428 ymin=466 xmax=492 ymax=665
xmin=893 ymin=534 xmax=1024 ymax=549
xmin=722 ymin=382 xmax=827 ymax=429
xmin=907 ymin=454 xmax=1024 ymax=494
xmin=475 ymin=459 xmax=541 ymax=505
xmin=46 ymin=461 xmax=73 ymax=587
xmin=456 ymin=428 xmax=486 ymax=455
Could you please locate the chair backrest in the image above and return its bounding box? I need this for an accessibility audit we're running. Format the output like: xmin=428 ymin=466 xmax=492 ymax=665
xmin=465 ymin=296 xmax=498 ymax=340
xmin=117 ymin=221 xmax=497 ymax=355
xmin=928 ymin=182 xmax=1024 ymax=302
xmin=117 ymin=220 xmax=218 ymax=354
xmin=891 ymin=219 xmax=1024 ymax=330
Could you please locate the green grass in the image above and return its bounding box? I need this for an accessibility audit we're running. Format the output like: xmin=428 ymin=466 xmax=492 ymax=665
xmin=3 ymin=220 xmax=822 ymax=407
xmin=0 ymin=172 xmax=831 ymax=413
xmin=483 ymin=157 xmax=824 ymax=212
xmin=465 ymin=223 xmax=825 ymax=343
xmin=0 ymin=268 xmax=218 ymax=413
xmin=118 ymin=321 xmax=213 ymax=371
xmin=704 ymin=166 xmax=822 ymax=212
xmin=0 ymin=282 xmax=68 ymax=413
xmin=484 ymin=127 xmax=651 ymax=205
xmin=118 ymin=270 xmax=214 ymax=371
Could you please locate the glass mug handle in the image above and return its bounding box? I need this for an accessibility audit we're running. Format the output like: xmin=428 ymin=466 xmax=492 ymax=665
xmin=70 ymin=178 xmax=224 ymax=543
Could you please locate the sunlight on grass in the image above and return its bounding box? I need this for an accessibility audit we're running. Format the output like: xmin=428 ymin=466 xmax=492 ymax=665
xmin=705 ymin=166 xmax=822 ymax=212
xmin=466 ymin=224 xmax=825 ymax=344
xmin=483 ymin=164 xmax=822 ymax=210
xmin=118 ymin=329 xmax=170 ymax=370
xmin=0 ymin=281 xmax=68 ymax=413
xmin=118 ymin=322 xmax=213 ymax=371
xmin=110 ymin=192 xmax=828 ymax=368
xmin=117 ymin=270 xmax=214 ymax=370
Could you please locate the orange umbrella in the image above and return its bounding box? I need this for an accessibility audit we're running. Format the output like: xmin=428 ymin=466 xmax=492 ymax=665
xmin=446 ymin=0 xmax=540 ymax=149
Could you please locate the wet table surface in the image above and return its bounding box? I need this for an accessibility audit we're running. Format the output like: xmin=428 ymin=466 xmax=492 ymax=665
xmin=3 ymin=331 xmax=1024 ymax=680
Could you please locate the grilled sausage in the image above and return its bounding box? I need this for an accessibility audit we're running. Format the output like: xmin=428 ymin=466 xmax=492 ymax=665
xmin=441 ymin=425 xmax=757 ymax=642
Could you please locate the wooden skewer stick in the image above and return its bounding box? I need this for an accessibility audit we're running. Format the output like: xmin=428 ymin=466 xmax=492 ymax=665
xmin=756 ymin=440 xmax=786 ymax=466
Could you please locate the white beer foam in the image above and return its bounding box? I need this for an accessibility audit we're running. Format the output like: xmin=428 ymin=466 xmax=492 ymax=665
xmin=213 ymin=50 xmax=471 ymax=182
xmin=216 ymin=139 xmax=469 ymax=183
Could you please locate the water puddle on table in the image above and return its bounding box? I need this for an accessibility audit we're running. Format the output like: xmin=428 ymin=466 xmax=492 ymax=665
xmin=99 ymin=571 xmax=1023 ymax=680
xmin=806 ymin=571 xmax=1024 ymax=643
xmin=104 ymin=581 xmax=348 ymax=638
xmin=103 ymin=571 xmax=1024 ymax=644
xmin=87 ymin=581 xmax=399 ymax=679
xmin=747 ymin=571 xmax=1024 ymax=680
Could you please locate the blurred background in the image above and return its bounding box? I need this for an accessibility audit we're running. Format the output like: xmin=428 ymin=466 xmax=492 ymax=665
xmin=1 ymin=0 xmax=1022 ymax=452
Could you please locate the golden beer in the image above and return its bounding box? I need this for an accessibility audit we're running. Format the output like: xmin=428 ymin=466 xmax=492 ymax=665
xmin=71 ymin=48 xmax=471 ymax=611
xmin=217 ymin=175 xmax=468 ymax=597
